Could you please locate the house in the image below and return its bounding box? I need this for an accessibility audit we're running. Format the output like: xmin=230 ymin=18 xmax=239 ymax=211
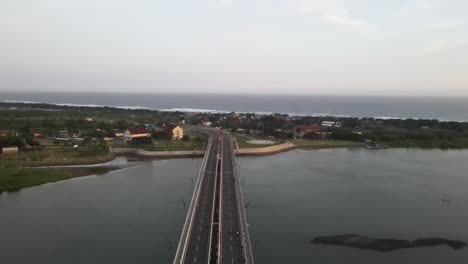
xmin=124 ymin=128 xmax=150 ymax=141
xmin=202 ymin=121 xmax=212 ymax=127
xmin=58 ymin=129 xmax=68 ymax=138
xmin=165 ymin=124 xmax=184 ymax=140
xmin=0 ymin=130 xmax=18 ymax=137
xmin=32 ymin=131 xmax=44 ymax=138
xmin=1 ymin=146 xmax=18 ymax=155
xmin=295 ymin=125 xmax=321 ymax=135
xmin=295 ymin=125 xmax=322 ymax=133
xmin=322 ymin=121 xmax=342 ymax=128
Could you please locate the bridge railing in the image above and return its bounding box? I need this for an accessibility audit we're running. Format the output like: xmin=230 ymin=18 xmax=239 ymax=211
xmin=173 ymin=133 xmax=213 ymax=264
xmin=228 ymin=133 xmax=254 ymax=264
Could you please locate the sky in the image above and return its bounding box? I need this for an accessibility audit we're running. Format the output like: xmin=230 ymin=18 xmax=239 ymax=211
xmin=1 ymin=0 xmax=468 ymax=96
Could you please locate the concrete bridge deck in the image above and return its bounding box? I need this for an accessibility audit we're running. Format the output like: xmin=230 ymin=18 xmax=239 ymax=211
xmin=173 ymin=129 xmax=253 ymax=264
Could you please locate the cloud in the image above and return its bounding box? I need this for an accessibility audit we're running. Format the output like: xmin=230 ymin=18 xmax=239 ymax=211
xmin=219 ymin=0 xmax=234 ymax=6
xmin=418 ymin=36 xmax=468 ymax=55
xmin=292 ymin=0 xmax=376 ymax=33
xmin=393 ymin=0 xmax=442 ymax=16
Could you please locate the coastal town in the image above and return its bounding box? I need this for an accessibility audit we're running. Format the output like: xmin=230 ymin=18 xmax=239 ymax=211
xmin=2 ymin=101 xmax=468 ymax=192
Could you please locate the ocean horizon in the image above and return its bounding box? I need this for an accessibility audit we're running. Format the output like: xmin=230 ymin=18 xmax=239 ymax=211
xmin=2 ymin=91 xmax=468 ymax=122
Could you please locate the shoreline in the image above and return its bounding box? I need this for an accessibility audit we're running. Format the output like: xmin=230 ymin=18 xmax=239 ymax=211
xmin=0 ymin=166 xmax=124 ymax=193
xmin=3 ymin=144 xmax=467 ymax=193
xmin=3 ymin=99 xmax=467 ymax=123
xmin=8 ymin=141 xmax=467 ymax=169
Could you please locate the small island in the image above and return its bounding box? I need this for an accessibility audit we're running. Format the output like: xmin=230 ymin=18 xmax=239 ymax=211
xmin=311 ymin=234 xmax=467 ymax=251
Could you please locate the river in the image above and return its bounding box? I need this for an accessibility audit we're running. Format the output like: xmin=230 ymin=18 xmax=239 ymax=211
xmin=240 ymin=149 xmax=468 ymax=263
xmin=0 ymin=159 xmax=201 ymax=264
xmin=1 ymin=149 xmax=468 ymax=263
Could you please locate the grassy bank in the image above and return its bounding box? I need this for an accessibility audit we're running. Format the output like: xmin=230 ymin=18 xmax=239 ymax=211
xmin=291 ymin=139 xmax=364 ymax=148
xmin=234 ymin=134 xmax=285 ymax=148
xmin=0 ymin=145 xmax=113 ymax=167
xmin=0 ymin=167 xmax=111 ymax=193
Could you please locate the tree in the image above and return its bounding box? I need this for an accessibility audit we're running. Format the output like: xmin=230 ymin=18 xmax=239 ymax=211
xmin=0 ymin=136 xmax=25 ymax=149
xmin=304 ymin=132 xmax=320 ymax=140
xmin=151 ymin=130 xmax=165 ymax=139
xmin=329 ymin=128 xmax=363 ymax=142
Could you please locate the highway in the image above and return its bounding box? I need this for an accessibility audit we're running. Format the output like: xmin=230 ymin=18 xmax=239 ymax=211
xmin=220 ymin=132 xmax=244 ymax=264
xmin=181 ymin=132 xmax=219 ymax=264
xmin=175 ymin=128 xmax=253 ymax=264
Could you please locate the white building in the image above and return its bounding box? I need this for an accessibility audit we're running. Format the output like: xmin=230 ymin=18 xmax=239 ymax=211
xmin=322 ymin=121 xmax=342 ymax=128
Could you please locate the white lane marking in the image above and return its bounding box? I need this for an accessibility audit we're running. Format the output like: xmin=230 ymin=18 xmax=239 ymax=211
xmin=196 ymin=245 xmax=199 ymax=251
xmin=198 ymin=235 xmax=200 ymax=241
xmin=231 ymin=257 xmax=234 ymax=263
xmin=193 ymin=257 xmax=197 ymax=263
xmin=230 ymin=245 xmax=233 ymax=252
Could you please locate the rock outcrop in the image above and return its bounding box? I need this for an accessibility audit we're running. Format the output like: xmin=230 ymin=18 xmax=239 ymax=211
xmin=311 ymin=234 xmax=466 ymax=252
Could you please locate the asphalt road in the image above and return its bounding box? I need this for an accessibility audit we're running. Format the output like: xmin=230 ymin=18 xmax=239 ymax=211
xmin=220 ymin=133 xmax=244 ymax=264
xmin=182 ymin=133 xmax=219 ymax=264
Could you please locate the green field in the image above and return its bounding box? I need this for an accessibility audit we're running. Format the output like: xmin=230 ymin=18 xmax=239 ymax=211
xmin=0 ymin=145 xmax=112 ymax=167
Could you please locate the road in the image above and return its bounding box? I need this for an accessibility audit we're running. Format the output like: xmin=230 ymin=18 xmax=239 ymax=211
xmin=182 ymin=133 xmax=219 ymax=264
xmin=220 ymin=132 xmax=244 ymax=264
xmin=176 ymin=129 xmax=252 ymax=264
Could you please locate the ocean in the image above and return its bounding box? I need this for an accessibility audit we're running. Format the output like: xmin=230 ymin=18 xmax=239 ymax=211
xmin=1 ymin=91 xmax=468 ymax=121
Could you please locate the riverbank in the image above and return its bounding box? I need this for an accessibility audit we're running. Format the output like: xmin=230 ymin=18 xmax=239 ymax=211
xmin=236 ymin=140 xmax=364 ymax=156
xmin=112 ymin=148 xmax=205 ymax=158
xmin=0 ymin=145 xmax=115 ymax=168
xmin=0 ymin=166 xmax=116 ymax=193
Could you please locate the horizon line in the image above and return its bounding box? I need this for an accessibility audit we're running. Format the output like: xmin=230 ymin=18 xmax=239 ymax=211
xmin=1 ymin=90 xmax=468 ymax=98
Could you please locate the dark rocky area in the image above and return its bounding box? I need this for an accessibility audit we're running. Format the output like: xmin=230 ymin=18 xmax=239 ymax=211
xmin=311 ymin=234 xmax=466 ymax=252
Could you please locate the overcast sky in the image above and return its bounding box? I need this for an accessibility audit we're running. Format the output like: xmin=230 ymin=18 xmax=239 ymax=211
xmin=1 ymin=0 xmax=468 ymax=95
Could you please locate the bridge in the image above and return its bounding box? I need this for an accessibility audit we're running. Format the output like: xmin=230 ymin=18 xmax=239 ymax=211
xmin=173 ymin=129 xmax=254 ymax=264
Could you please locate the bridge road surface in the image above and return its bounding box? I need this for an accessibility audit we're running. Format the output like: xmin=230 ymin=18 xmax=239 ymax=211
xmin=220 ymin=133 xmax=244 ymax=264
xmin=182 ymin=133 xmax=219 ymax=264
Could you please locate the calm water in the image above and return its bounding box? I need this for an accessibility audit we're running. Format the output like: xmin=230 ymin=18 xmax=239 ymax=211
xmin=0 ymin=159 xmax=202 ymax=264
xmin=1 ymin=149 xmax=468 ymax=263
xmin=2 ymin=92 xmax=468 ymax=121
xmin=241 ymin=149 xmax=468 ymax=263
